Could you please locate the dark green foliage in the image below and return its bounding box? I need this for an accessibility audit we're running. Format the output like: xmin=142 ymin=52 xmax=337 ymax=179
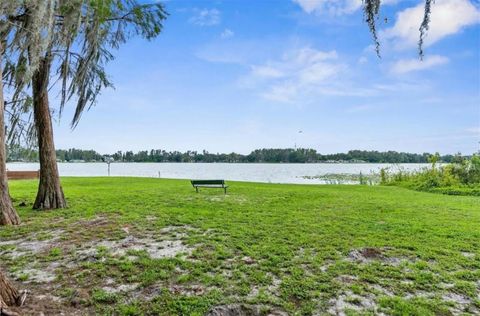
xmin=6 ymin=146 xmax=469 ymax=163
xmin=2 ymin=1 xmax=168 ymax=130
xmin=61 ymin=0 xmax=168 ymax=127
xmin=380 ymin=155 xmax=480 ymax=196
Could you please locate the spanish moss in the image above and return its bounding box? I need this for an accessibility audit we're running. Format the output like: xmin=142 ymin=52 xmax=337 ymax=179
xmin=363 ymin=0 xmax=381 ymax=57
xmin=419 ymin=0 xmax=434 ymax=59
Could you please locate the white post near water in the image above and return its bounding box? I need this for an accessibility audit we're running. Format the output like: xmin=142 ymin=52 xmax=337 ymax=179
xmin=104 ymin=157 xmax=114 ymax=176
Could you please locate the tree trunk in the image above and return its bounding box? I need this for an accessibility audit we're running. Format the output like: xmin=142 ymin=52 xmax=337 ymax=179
xmin=32 ymin=56 xmax=66 ymax=210
xmin=0 ymin=271 xmax=20 ymax=316
xmin=0 ymin=44 xmax=21 ymax=226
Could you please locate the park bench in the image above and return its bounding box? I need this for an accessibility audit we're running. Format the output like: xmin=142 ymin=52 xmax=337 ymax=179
xmin=191 ymin=179 xmax=228 ymax=194
xmin=7 ymin=170 xmax=40 ymax=180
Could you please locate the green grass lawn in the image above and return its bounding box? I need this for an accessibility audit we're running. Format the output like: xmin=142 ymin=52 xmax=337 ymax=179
xmin=1 ymin=177 xmax=479 ymax=315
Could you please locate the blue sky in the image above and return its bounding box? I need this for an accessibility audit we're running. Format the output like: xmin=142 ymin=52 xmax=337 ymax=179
xmin=53 ymin=0 xmax=480 ymax=154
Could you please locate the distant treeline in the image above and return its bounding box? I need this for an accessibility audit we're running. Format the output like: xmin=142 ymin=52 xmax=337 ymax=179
xmin=6 ymin=146 xmax=466 ymax=164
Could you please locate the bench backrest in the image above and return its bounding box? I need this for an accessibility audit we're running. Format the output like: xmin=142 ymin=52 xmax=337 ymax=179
xmin=7 ymin=170 xmax=40 ymax=180
xmin=191 ymin=180 xmax=225 ymax=186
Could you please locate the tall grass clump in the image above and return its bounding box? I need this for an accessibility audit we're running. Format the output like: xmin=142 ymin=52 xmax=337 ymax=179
xmin=380 ymin=154 xmax=480 ymax=196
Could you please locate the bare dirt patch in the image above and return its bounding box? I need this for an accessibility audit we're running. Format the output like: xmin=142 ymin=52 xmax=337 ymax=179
xmin=267 ymin=273 xmax=282 ymax=296
xmin=403 ymin=290 xmax=435 ymax=300
xmin=248 ymin=274 xmax=282 ymax=299
xmin=460 ymin=251 xmax=475 ymax=259
xmin=348 ymin=247 xmax=382 ymax=261
xmin=1 ymin=223 xmax=200 ymax=315
xmin=13 ymin=267 xmax=57 ymax=283
xmin=6 ymin=280 xmax=91 ymax=316
xmin=69 ymin=225 xmax=196 ymax=264
xmin=369 ymin=284 xmax=394 ymax=297
xmin=328 ymin=290 xmax=377 ymax=315
xmin=77 ymin=235 xmax=193 ymax=259
xmin=206 ymin=304 xmax=288 ymax=316
xmin=442 ymin=292 xmax=475 ymax=315
xmin=334 ymin=275 xmax=358 ymax=285
xmin=169 ymin=284 xmax=206 ymax=296
xmin=0 ymin=229 xmax=64 ymax=258
xmin=102 ymin=283 xmax=139 ymax=294
xmin=241 ymin=256 xmax=256 ymax=265
xmin=347 ymin=247 xmax=404 ymax=265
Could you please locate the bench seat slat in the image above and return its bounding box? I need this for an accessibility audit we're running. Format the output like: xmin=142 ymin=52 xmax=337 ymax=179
xmin=191 ymin=179 xmax=228 ymax=194
xmin=191 ymin=180 xmax=224 ymax=185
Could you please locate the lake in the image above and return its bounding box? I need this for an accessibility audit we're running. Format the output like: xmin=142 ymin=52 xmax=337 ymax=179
xmin=6 ymin=162 xmax=430 ymax=184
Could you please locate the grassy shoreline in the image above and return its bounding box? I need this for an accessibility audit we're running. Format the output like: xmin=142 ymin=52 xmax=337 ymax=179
xmin=1 ymin=177 xmax=479 ymax=315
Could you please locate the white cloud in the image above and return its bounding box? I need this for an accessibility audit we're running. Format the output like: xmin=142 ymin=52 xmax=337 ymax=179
xmin=382 ymin=0 xmax=480 ymax=49
xmin=391 ymin=55 xmax=449 ymax=74
xmin=262 ymin=83 xmax=299 ymax=103
xmin=466 ymin=126 xmax=480 ymax=134
xmin=292 ymin=0 xmax=402 ymax=16
xmin=358 ymin=56 xmax=368 ymax=64
xmin=251 ymin=65 xmax=285 ymax=78
xmin=220 ymin=28 xmax=234 ymax=39
xmin=189 ymin=9 xmax=221 ymax=26
xmin=243 ymin=47 xmax=347 ymax=102
xmin=293 ymin=0 xmax=362 ymax=15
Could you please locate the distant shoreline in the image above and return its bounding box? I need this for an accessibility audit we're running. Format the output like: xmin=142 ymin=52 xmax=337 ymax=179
xmin=7 ymin=161 xmax=435 ymax=164
xmin=8 ymin=147 xmax=468 ymax=164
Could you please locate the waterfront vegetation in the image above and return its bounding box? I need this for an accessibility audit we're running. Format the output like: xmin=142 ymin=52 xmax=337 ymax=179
xmin=7 ymin=146 xmax=467 ymax=164
xmin=1 ymin=177 xmax=479 ymax=315
xmin=302 ymin=172 xmax=381 ymax=185
xmin=380 ymin=155 xmax=480 ymax=196
xmin=302 ymin=155 xmax=480 ymax=196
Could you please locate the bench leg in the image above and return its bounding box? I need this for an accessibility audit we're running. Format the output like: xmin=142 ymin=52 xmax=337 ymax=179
xmin=196 ymin=187 xmax=199 ymax=193
xmin=224 ymin=187 xmax=227 ymax=195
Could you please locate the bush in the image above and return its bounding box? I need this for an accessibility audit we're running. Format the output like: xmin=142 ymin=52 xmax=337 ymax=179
xmin=380 ymin=155 xmax=480 ymax=196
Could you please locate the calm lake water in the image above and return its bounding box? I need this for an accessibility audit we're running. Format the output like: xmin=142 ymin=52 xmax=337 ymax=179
xmin=6 ymin=162 xmax=430 ymax=184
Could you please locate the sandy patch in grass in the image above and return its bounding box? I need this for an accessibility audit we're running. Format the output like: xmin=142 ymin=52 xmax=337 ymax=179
xmin=14 ymin=267 xmax=57 ymax=283
xmin=169 ymin=284 xmax=206 ymax=296
xmin=206 ymin=304 xmax=288 ymax=316
xmin=0 ymin=229 xmax=64 ymax=258
xmin=347 ymin=247 xmax=407 ymax=266
xmin=403 ymin=290 xmax=435 ymax=300
xmin=442 ymin=292 xmax=475 ymax=315
xmin=34 ymin=293 xmax=63 ymax=304
xmin=77 ymin=235 xmax=193 ymax=259
xmin=267 ymin=273 xmax=282 ymax=295
xmin=102 ymin=283 xmax=139 ymax=294
xmin=334 ymin=275 xmax=358 ymax=285
xmin=460 ymin=251 xmax=475 ymax=258
xmin=370 ymin=284 xmax=394 ymax=297
xmin=327 ymin=290 xmax=377 ymax=315
xmin=1 ymin=223 xmax=200 ymax=315
xmin=247 ymin=273 xmax=282 ymax=299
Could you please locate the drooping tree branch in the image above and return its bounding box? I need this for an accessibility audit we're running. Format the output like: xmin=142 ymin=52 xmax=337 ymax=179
xmin=363 ymin=0 xmax=381 ymax=57
xmin=363 ymin=0 xmax=436 ymax=58
xmin=419 ymin=0 xmax=433 ymax=59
